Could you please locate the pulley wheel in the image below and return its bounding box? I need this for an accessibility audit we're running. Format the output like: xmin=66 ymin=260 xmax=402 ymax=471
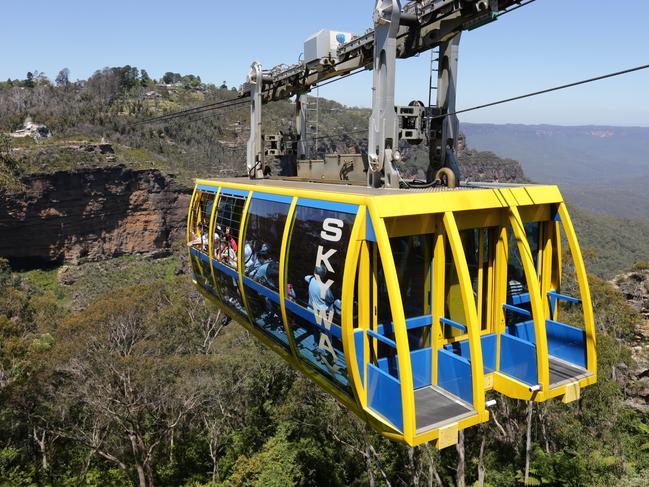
xmin=435 ymin=167 xmax=457 ymax=188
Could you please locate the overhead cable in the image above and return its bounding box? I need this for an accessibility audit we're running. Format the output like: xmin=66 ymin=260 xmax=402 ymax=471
xmin=497 ymin=0 xmax=537 ymax=17
xmin=135 ymin=62 xmax=649 ymax=128
xmin=435 ymin=62 xmax=649 ymax=120
xmin=133 ymin=96 xmax=249 ymax=126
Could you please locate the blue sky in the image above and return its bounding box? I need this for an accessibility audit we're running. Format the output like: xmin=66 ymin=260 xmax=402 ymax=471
xmin=2 ymin=0 xmax=648 ymax=126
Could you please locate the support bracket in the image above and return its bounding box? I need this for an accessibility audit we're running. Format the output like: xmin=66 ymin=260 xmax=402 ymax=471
xmin=295 ymin=93 xmax=308 ymax=160
xmin=246 ymin=61 xmax=265 ymax=178
xmin=427 ymin=33 xmax=462 ymax=183
xmin=368 ymin=0 xmax=402 ymax=188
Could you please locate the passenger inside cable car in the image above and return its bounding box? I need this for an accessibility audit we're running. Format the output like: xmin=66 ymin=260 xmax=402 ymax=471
xmin=188 ymin=223 xmax=208 ymax=250
xmin=242 ymin=196 xmax=288 ymax=345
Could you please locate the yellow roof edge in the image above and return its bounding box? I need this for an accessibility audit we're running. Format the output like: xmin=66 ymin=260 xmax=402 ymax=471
xmin=194 ymin=178 xmax=564 ymax=216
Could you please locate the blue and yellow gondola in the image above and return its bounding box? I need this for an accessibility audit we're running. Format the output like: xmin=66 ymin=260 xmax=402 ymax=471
xmin=187 ymin=178 xmax=597 ymax=448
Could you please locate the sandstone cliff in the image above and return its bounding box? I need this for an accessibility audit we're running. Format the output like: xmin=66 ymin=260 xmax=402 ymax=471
xmin=0 ymin=166 xmax=191 ymax=267
xmin=458 ymin=148 xmax=528 ymax=183
xmin=613 ymin=266 xmax=649 ymax=324
xmin=610 ymin=266 xmax=649 ymax=411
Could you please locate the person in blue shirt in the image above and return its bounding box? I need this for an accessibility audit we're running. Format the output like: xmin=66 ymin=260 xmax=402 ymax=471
xmin=305 ymin=265 xmax=335 ymax=311
xmin=253 ymin=260 xmax=279 ymax=291
xmin=303 ymin=265 xmax=343 ymax=370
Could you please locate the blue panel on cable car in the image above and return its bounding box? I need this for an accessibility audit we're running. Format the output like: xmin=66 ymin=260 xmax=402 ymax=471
xmin=297 ymin=198 xmax=358 ymax=214
xmin=437 ymin=349 xmax=473 ymax=404
xmin=220 ymin=188 xmax=249 ymax=198
xmin=252 ymin=192 xmax=293 ymax=204
xmin=196 ymin=184 xmax=218 ymax=193
xmin=368 ymin=363 xmax=404 ymax=431
xmin=546 ymin=320 xmax=587 ymax=368
xmin=500 ymin=334 xmax=538 ymax=386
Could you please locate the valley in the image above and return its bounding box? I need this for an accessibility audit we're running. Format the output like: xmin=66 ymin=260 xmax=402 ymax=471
xmin=462 ymin=123 xmax=649 ymax=219
xmin=1 ymin=67 xmax=649 ymax=487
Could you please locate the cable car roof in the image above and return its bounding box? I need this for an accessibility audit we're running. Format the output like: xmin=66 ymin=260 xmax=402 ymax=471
xmin=195 ymin=177 xmax=564 ymax=218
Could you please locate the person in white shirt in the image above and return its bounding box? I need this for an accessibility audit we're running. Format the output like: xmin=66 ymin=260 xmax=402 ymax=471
xmin=187 ymin=223 xmax=208 ymax=251
xmin=244 ymin=241 xmax=259 ymax=274
xmin=217 ymin=238 xmax=237 ymax=268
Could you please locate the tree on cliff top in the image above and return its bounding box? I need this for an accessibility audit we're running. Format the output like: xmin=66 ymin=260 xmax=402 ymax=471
xmin=55 ymin=68 xmax=70 ymax=87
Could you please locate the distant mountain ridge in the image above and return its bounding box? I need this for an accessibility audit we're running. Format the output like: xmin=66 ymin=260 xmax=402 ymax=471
xmin=461 ymin=123 xmax=649 ymax=218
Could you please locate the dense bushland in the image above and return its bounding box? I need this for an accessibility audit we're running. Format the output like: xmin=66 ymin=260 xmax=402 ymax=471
xmin=1 ymin=254 xmax=648 ymax=486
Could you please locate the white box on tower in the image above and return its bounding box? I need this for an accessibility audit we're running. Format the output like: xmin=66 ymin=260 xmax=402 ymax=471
xmin=304 ymin=30 xmax=354 ymax=65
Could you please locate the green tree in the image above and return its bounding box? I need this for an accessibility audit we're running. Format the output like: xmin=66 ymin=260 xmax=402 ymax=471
xmin=140 ymin=69 xmax=152 ymax=87
xmin=24 ymin=72 xmax=34 ymax=88
xmin=162 ymin=72 xmax=181 ymax=84
xmin=225 ymin=427 xmax=303 ymax=487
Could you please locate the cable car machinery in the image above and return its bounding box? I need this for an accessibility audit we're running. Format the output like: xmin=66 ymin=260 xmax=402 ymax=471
xmin=242 ymin=0 xmax=533 ymax=187
xmin=188 ymin=0 xmax=597 ymax=448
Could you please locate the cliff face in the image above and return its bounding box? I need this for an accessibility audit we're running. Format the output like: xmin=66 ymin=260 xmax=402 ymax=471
xmin=610 ymin=267 xmax=649 ymax=411
xmin=457 ymin=148 xmax=528 ymax=183
xmin=613 ymin=267 xmax=649 ymax=326
xmin=0 ymin=166 xmax=191 ymax=267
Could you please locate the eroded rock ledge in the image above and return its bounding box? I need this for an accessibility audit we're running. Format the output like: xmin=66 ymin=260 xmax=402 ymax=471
xmin=0 ymin=166 xmax=191 ymax=267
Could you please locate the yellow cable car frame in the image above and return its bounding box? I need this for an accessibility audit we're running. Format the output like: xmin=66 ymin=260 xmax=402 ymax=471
xmin=187 ymin=178 xmax=597 ymax=448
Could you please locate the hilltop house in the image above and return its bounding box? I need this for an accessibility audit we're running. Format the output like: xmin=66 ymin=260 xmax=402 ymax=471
xmin=10 ymin=117 xmax=52 ymax=140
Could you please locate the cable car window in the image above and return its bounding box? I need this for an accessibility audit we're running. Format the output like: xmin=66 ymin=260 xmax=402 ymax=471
xmin=480 ymin=228 xmax=495 ymax=331
xmin=444 ymin=236 xmax=468 ymax=339
xmin=390 ymin=235 xmax=431 ymax=318
xmin=372 ymin=245 xmax=398 ymax=378
xmin=188 ymin=191 xmax=216 ymax=254
xmin=506 ymin=222 xmax=541 ymax=327
xmin=190 ymin=253 xmax=217 ymax=297
xmin=285 ymin=204 xmax=357 ymax=395
xmin=214 ymin=193 xmax=246 ymax=269
xmin=214 ymin=267 xmax=248 ymax=321
xmin=188 ymin=191 xmax=218 ymax=296
xmin=390 ymin=234 xmax=432 ymax=350
xmin=376 ymin=261 xmax=392 ymax=332
xmin=507 ymin=222 xmax=541 ymax=279
xmin=459 ymin=228 xmax=494 ymax=333
xmin=442 ymin=227 xmax=494 ymax=338
xmin=242 ymin=197 xmax=291 ymax=348
xmin=244 ymin=198 xmax=290 ymax=282
xmin=352 ymin=253 xmax=362 ymax=330
xmin=553 ymin=222 xmax=585 ymax=330
xmin=526 ymin=222 xmax=541 ymax=271
xmin=245 ymin=289 xmax=287 ymax=347
xmin=211 ymin=192 xmax=248 ymax=321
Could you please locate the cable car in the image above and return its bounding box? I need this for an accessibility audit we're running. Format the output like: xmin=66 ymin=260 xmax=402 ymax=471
xmin=187 ymin=177 xmax=597 ymax=448
xmin=184 ymin=0 xmax=597 ymax=448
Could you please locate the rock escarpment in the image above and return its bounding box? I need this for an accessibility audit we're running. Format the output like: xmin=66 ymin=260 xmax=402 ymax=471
xmin=0 ymin=166 xmax=191 ymax=267
xmin=612 ymin=266 xmax=649 ymax=411
xmin=457 ymin=148 xmax=528 ymax=183
xmin=613 ymin=267 xmax=649 ymax=323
